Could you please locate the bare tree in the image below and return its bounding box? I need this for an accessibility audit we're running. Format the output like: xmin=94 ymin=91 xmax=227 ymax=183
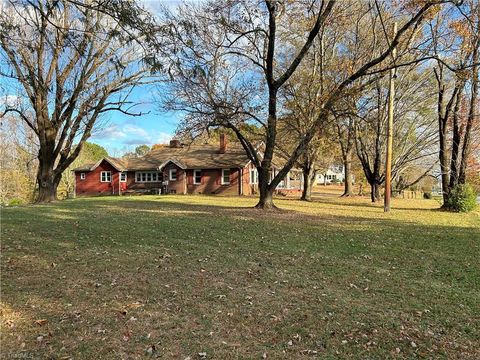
xmin=158 ymin=0 xmax=453 ymax=209
xmin=355 ymin=68 xmax=438 ymax=202
xmin=278 ymin=23 xmax=340 ymax=201
xmin=0 ymin=0 xmax=150 ymax=202
xmin=429 ymin=0 xmax=479 ymax=207
xmin=335 ymin=115 xmax=356 ymax=197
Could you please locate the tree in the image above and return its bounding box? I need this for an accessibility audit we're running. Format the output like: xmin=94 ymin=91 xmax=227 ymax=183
xmin=0 ymin=113 xmax=38 ymax=204
xmin=335 ymin=115 xmax=356 ymax=197
xmin=158 ymin=0 xmax=452 ymax=209
xmin=354 ymin=68 xmax=438 ymax=202
xmin=277 ymin=16 xmax=342 ymax=201
xmin=135 ymin=144 xmax=151 ymax=157
xmin=428 ymin=0 xmax=480 ymax=208
xmin=0 ymin=0 xmax=149 ymax=202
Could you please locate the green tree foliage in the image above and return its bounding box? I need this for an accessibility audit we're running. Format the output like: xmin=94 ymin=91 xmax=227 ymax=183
xmin=444 ymin=184 xmax=478 ymax=212
xmin=123 ymin=144 xmax=151 ymax=158
xmin=135 ymin=145 xmax=151 ymax=157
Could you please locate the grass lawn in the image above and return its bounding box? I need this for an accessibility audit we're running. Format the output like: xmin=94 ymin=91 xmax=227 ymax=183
xmin=1 ymin=193 xmax=479 ymax=359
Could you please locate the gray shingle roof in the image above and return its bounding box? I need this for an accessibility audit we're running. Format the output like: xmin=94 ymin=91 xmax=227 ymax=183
xmin=73 ymin=144 xmax=251 ymax=171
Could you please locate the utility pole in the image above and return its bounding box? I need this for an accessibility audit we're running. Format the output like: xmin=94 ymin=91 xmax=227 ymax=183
xmin=384 ymin=22 xmax=397 ymax=213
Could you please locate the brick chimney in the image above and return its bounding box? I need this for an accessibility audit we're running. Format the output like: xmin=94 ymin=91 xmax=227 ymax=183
xmin=170 ymin=139 xmax=181 ymax=148
xmin=219 ymin=133 xmax=227 ymax=153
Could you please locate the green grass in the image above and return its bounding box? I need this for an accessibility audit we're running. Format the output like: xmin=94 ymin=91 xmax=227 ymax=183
xmin=1 ymin=194 xmax=479 ymax=359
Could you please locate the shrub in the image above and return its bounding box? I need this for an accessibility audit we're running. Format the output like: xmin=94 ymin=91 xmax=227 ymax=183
xmin=444 ymin=184 xmax=478 ymax=212
xmin=8 ymin=198 xmax=25 ymax=206
xmin=423 ymin=192 xmax=432 ymax=199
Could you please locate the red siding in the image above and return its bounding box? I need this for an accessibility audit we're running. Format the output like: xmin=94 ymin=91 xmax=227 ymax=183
xmin=186 ymin=168 xmax=242 ymax=195
xmin=164 ymin=163 xmax=186 ymax=194
xmin=75 ymin=160 xmax=120 ymax=196
xmin=75 ymin=161 xmax=253 ymax=196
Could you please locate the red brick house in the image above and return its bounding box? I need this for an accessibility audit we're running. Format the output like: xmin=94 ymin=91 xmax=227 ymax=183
xmin=73 ymin=136 xmax=302 ymax=197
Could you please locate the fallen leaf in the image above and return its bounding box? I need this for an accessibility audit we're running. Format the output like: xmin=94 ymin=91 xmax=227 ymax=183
xmin=127 ymin=302 xmax=143 ymax=309
xmin=35 ymin=319 xmax=48 ymax=326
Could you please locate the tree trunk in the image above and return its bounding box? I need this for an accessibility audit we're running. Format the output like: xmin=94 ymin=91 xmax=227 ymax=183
xmin=370 ymin=182 xmax=381 ymax=202
xmin=448 ymin=90 xmax=463 ymax=190
xmin=255 ymin=186 xmax=276 ymax=209
xmin=458 ymin=45 xmax=478 ymax=184
xmin=36 ymin=164 xmax=61 ymax=203
xmin=255 ymin=167 xmax=276 ymax=209
xmin=341 ymin=152 xmax=353 ymax=197
xmin=301 ymin=166 xmax=315 ymax=201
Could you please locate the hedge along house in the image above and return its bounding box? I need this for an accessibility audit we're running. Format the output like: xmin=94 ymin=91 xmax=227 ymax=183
xmin=73 ymin=135 xmax=303 ymax=197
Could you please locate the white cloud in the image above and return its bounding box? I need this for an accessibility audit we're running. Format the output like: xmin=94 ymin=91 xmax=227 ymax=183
xmin=96 ymin=124 xmax=127 ymax=139
xmin=123 ymin=124 xmax=150 ymax=139
xmin=156 ymin=132 xmax=172 ymax=144
xmin=93 ymin=123 xmax=172 ymax=146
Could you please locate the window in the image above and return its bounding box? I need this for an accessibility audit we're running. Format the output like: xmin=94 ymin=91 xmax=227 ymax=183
xmin=120 ymin=172 xmax=127 ymax=182
xmin=135 ymin=171 xmax=160 ymax=183
xmin=100 ymin=171 xmax=111 ymax=182
xmin=80 ymin=173 xmax=86 ymax=180
xmin=249 ymin=168 xmax=258 ymax=184
xmin=193 ymin=169 xmax=202 ymax=184
xmin=221 ymin=169 xmax=230 ymax=185
xmin=169 ymin=168 xmax=177 ymax=181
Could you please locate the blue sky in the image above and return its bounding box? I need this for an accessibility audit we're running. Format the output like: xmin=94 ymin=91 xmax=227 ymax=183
xmin=91 ymin=0 xmax=185 ymax=156
xmin=90 ymin=84 xmax=178 ymax=157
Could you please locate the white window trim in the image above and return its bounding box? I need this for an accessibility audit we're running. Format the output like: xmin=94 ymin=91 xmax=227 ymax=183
xmin=169 ymin=168 xmax=177 ymax=181
xmin=120 ymin=172 xmax=127 ymax=182
xmin=249 ymin=168 xmax=258 ymax=184
xmin=135 ymin=171 xmax=160 ymax=183
xmin=193 ymin=169 xmax=202 ymax=185
xmin=80 ymin=173 xmax=86 ymax=180
xmin=221 ymin=168 xmax=230 ymax=185
xmin=100 ymin=171 xmax=111 ymax=183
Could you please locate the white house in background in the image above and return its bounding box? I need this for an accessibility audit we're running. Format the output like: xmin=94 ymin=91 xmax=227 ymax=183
xmin=317 ymin=164 xmax=345 ymax=184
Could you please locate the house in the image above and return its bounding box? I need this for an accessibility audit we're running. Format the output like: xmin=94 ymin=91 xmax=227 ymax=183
xmin=316 ymin=165 xmax=345 ymax=185
xmin=73 ymin=135 xmax=302 ymax=197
